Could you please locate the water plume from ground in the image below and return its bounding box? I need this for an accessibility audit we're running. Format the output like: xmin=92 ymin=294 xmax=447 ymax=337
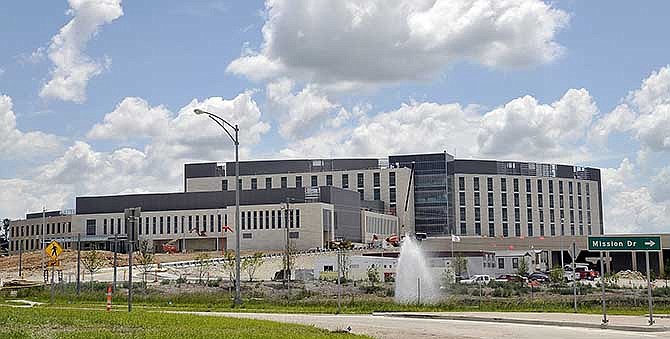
xmin=394 ymin=236 xmax=440 ymax=304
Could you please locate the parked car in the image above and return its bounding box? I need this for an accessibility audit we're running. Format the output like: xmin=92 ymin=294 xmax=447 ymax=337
xmin=495 ymin=274 xmax=528 ymax=283
xmin=528 ymin=271 xmax=550 ymax=283
xmin=460 ymin=275 xmax=491 ymax=285
xmin=563 ymin=265 xmax=581 ymax=281
xmin=574 ymin=264 xmax=600 ymax=280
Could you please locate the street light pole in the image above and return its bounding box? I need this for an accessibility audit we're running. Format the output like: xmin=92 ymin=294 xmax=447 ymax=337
xmin=194 ymin=108 xmax=241 ymax=306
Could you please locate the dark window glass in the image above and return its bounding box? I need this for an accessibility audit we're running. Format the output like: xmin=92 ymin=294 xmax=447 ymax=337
xmin=488 ymin=207 xmax=494 ymax=221
xmin=357 ymin=173 xmax=364 ymax=188
xmin=514 ymin=193 xmax=520 ymax=207
xmin=153 ymin=217 xmax=157 ymax=234
xmin=474 ymin=207 xmax=481 ymax=221
xmin=459 ymin=192 xmax=465 ymax=206
xmin=342 ymin=174 xmax=349 ymax=188
xmin=500 ymin=178 xmax=507 ymax=191
xmin=514 ymin=208 xmax=520 ymax=222
xmin=586 ymin=183 xmax=590 ymax=196
xmin=513 ymin=179 xmax=519 ymax=192
xmin=551 ymin=224 xmax=556 ymax=236
xmin=548 ymin=180 xmax=553 ymax=194
xmin=459 ymin=207 xmax=466 ymax=221
xmin=559 ymin=181 xmax=564 ymax=194
xmin=459 ymin=177 xmax=465 ymax=191
xmin=540 ymin=224 xmax=545 ymax=236
xmin=251 ymin=178 xmax=258 ymax=190
xmin=390 ymin=188 xmax=396 ymax=203
xmin=569 ymin=182 xmax=573 ymax=194
xmin=527 ymin=208 xmax=533 ymax=222
xmin=538 ymin=194 xmax=543 ymax=208
xmin=537 ymin=179 xmax=543 ymax=193
xmin=526 ymin=179 xmax=532 ymax=192
xmin=474 ymin=192 xmax=480 ymax=206
xmin=358 ymin=189 xmax=364 ymax=200
xmin=326 ymin=175 xmax=333 ymax=186
xmin=296 ymin=176 xmax=302 ymax=188
xmin=473 ymin=177 xmax=480 ymax=191
xmin=389 ymin=172 xmax=396 ymax=186
xmin=253 ymin=211 xmax=258 ymax=230
xmin=487 ymin=177 xmax=493 ymax=191
xmin=222 ymin=180 xmax=228 ymax=191
xmin=265 ymin=177 xmax=271 ymax=189
xmin=502 ymin=223 xmax=509 ymax=237
xmin=311 ymin=175 xmax=318 ymax=186
xmin=527 ymin=224 xmax=534 ymax=237
xmin=577 ymin=182 xmax=582 ymax=195
xmin=487 ymin=192 xmax=494 ymax=206
xmin=271 ymin=211 xmax=276 ymax=229
xmin=167 ymin=216 xmax=171 ymax=234
xmin=549 ymin=195 xmax=554 ymax=208
xmin=281 ymin=177 xmax=288 ymax=188
xmin=374 ymin=188 xmax=380 ymax=200
xmin=526 ymin=194 xmax=532 ymax=206
xmin=103 ymin=219 xmax=107 ymax=235
xmin=488 ymin=223 xmax=495 ymax=237
xmin=475 ymin=223 xmax=481 ymax=236
xmin=373 ymin=172 xmax=380 ymax=187
xmin=501 ymin=193 xmax=507 ymax=206
xmin=502 ymin=208 xmax=508 ymax=221
xmin=159 ymin=216 xmax=164 ymax=234
xmin=515 ymin=223 xmax=521 ymax=237
xmin=460 ymin=223 xmax=466 ymax=235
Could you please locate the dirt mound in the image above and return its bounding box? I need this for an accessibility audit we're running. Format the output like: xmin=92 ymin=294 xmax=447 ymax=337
xmin=614 ymin=270 xmax=645 ymax=280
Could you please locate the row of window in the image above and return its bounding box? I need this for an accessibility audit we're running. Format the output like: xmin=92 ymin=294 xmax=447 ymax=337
xmin=458 ymin=221 xmax=593 ymax=237
xmin=86 ymin=214 xmax=230 ymax=236
xmin=460 ymin=206 xmax=592 ymax=224
xmin=10 ymin=222 xmax=72 ymax=238
xmin=240 ymin=209 xmax=300 ymax=230
xmin=9 ymin=238 xmax=70 ymax=252
xmin=459 ymin=177 xmax=591 ymax=196
xmin=459 ymin=191 xmax=592 ymax=210
xmin=223 ymin=172 xmax=397 ymax=191
xmin=365 ymin=216 xmax=397 ymax=236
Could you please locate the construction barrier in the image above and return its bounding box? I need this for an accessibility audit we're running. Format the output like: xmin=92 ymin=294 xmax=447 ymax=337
xmin=106 ymin=284 xmax=112 ymax=311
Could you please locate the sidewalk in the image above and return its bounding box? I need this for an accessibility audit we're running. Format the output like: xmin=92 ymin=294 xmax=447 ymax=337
xmin=373 ymin=311 xmax=670 ymax=332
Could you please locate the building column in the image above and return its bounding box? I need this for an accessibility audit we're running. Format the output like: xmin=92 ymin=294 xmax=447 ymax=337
xmin=547 ymin=250 xmax=553 ymax=270
xmin=632 ymin=251 xmax=638 ymax=272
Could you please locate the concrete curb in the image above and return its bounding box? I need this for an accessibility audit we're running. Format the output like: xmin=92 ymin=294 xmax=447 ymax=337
xmin=372 ymin=312 xmax=670 ymax=333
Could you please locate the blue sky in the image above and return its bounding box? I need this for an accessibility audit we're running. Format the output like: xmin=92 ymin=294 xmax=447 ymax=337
xmin=1 ymin=0 xmax=670 ymax=234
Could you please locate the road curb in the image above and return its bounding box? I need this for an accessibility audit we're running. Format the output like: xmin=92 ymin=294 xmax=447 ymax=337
xmin=372 ymin=312 xmax=670 ymax=332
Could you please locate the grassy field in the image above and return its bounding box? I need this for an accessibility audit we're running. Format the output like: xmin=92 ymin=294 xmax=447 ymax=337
xmin=0 ymin=306 xmax=366 ymax=339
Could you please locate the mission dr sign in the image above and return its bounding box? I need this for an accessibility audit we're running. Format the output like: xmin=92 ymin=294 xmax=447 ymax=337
xmin=588 ymin=236 xmax=661 ymax=252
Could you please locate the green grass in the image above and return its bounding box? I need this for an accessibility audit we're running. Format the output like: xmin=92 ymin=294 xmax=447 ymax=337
xmin=0 ymin=306 xmax=366 ymax=339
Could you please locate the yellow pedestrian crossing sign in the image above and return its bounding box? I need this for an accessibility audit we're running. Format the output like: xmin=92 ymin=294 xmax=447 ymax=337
xmin=45 ymin=240 xmax=63 ymax=260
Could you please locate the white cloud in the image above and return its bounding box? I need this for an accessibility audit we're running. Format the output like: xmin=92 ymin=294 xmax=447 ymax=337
xmin=39 ymin=0 xmax=123 ymax=103
xmin=281 ymin=100 xmax=481 ymax=157
xmin=0 ymin=94 xmax=63 ymax=159
xmin=477 ymin=88 xmax=597 ymax=162
xmin=228 ymin=0 xmax=569 ymax=87
xmin=588 ymin=104 xmax=635 ymax=147
xmin=87 ymin=97 xmax=172 ymax=140
xmin=601 ymin=159 xmax=670 ymax=234
xmin=0 ymin=179 xmax=70 ymax=220
xmin=266 ymin=79 xmax=339 ymax=139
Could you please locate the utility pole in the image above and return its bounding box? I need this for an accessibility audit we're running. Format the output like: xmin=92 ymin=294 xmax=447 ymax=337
xmin=41 ymin=207 xmax=45 ymax=277
xmin=337 ymin=247 xmax=341 ymax=314
xmin=572 ymin=241 xmax=577 ymax=313
xmin=284 ymin=199 xmax=291 ymax=300
xmin=113 ymin=235 xmax=118 ymax=292
xmin=76 ymin=233 xmax=81 ymax=296
xmin=18 ymin=241 xmax=22 ymax=277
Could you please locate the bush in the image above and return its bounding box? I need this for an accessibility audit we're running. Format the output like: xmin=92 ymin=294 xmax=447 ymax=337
xmin=160 ymin=279 xmax=171 ymax=285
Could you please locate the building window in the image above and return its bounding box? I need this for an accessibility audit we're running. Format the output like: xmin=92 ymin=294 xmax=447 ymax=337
xmin=474 ymin=207 xmax=481 ymax=221
xmin=373 ymin=172 xmax=380 ymax=187
xmin=473 ymin=177 xmax=480 ymax=191
xmin=373 ymin=188 xmax=381 ymax=200
xmin=475 ymin=223 xmax=481 ymax=236
xmin=488 ymin=208 xmax=494 ymax=222
xmin=110 ymin=218 xmax=115 ymax=234
xmin=514 ymin=208 xmax=520 ymax=222
xmin=243 ymin=233 xmax=252 ymax=239
xmin=578 ymin=196 xmax=582 ymax=209
xmin=326 ymin=175 xmax=333 ymax=186
xmin=569 ymin=196 xmax=574 ymax=209
xmin=487 ymin=192 xmax=493 ymax=206
xmin=296 ymin=209 xmax=300 ymax=228
xmin=514 ymin=193 xmax=520 ymax=207
xmin=587 ymin=211 xmax=592 ymax=224
xmin=501 ymin=193 xmax=507 ymax=206
xmin=569 ymin=181 xmax=573 ymax=194
xmin=550 ymin=209 xmax=555 ymax=223
xmin=502 ymin=208 xmax=508 ymax=222
xmin=459 ymin=177 xmax=465 ymax=191
xmin=459 ymin=192 xmax=466 ymax=206
xmin=560 ymin=195 xmax=564 ymax=209
xmin=86 ymin=219 xmax=96 ymax=235
xmin=540 ymin=224 xmax=545 ymax=237
xmin=488 ymin=223 xmax=495 ymax=237
xmin=217 ymin=215 xmax=222 ymax=233
xmin=357 ymin=173 xmax=364 ymax=188
xmin=550 ymin=224 xmax=556 ymax=236
xmin=311 ymin=175 xmax=318 ymax=187
xmin=498 ymin=258 xmax=505 ymax=269
xmin=253 ymin=211 xmax=258 ymax=230
xmin=247 ymin=211 xmax=252 ymax=230
xmin=460 ymin=207 xmax=466 ymax=221
xmin=586 ymin=197 xmax=591 ymax=210
xmin=512 ymin=258 xmax=519 ymax=269
xmin=487 ymin=177 xmax=493 ymax=191
xmin=389 ymin=172 xmax=396 ymax=186
xmin=222 ymin=180 xmax=228 ymax=191
xmin=588 ymin=224 xmax=592 ymax=235
xmin=514 ymin=178 xmax=519 ymax=192
xmin=289 ymin=231 xmax=299 ymax=239
xmin=577 ymin=182 xmax=582 ymax=195
xmin=527 ymin=208 xmax=533 ymax=222
xmin=500 ymin=178 xmax=507 ymax=192
xmin=358 ymin=189 xmax=364 ymax=200
xmin=210 ymin=215 xmax=215 ymax=233
xmin=570 ymin=224 xmax=575 ymax=236
xmin=241 ymin=212 xmax=245 ymax=230
xmin=295 ymin=176 xmax=302 ymax=188
xmin=251 ymin=178 xmax=258 ymax=190
xmin=579 ymin=224 xmax=584 ymax=235
xmin=514 ymin=223 xmax=521 ymax=237
xmin=526 ymin=194 xmax=532 ymax=206
xmin=525 ymin=179 xmax=531 ymax=192
xmin=238 ymin=179 xmax=242 ymax=190
xmin=538 ymin=194 xmax=543 ymax=208
xmin=537 ymin=179 xmax=543 ymax=193
xmin=539 ymin=210 xmax=544 ymax=222
xmin=549 ymin=195 xmax=554 ymax=208
xmin=527 ymin=224 xmax=533 ymax=237
xmin=342 ymin=174 xmax=349 ymax=188
xmin=152 ymin=217 xmax=157 ymax=234
xmin=586 ymin=183 xmax=590 ymax=196
xmin=548 ymin=180 xmax=554 ymax=194
xmin=103 ymin=219 xmax=107 ymax=235
xmin=474 ymin=192 xmax=480 ymax=206
xmin=281 ymin=177 xmax=288 ymax=188
xmin=460 ymin=223 xmax=466 ymax=235
xmin=265 ymin=177 xmax=271 ymax=189
xmin=390 ymin=188 xmax=396 ymax=203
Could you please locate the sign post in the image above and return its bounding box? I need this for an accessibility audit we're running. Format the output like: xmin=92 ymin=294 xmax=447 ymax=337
xmin=588 ymin=236 xmax=661 ymax=326
xmin=124 ymin=207 xmax=141 ymax=313
xmin=44 ymin=240 xmax=63 ymax=305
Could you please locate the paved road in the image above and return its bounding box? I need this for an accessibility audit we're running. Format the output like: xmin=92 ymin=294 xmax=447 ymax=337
xmin=173 ymin=312 xmax=667 ymax=339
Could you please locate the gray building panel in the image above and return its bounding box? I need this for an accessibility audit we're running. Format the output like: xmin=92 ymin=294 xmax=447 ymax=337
xmin=225 ymin=158 xmax=379 ymax=176
xmin=26 ymin=210 xmax=63 ymax=219
xmin=319 ymin=186 xmax=363 ymax=242
xmin=555 ymin=165 xmax=575 ymax=178
xmin=184 ymin=163 xmax=220 ymax=179
xmin=453 ymin=160 xmax=498 ymax=174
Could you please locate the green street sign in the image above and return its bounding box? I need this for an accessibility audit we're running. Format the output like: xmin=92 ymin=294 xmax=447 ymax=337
xmin=588 ymin=236 xmax=661 ymax=252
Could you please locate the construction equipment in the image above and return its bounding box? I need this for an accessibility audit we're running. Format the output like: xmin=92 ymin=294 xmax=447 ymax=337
xmin=161 ymin=238 xmax=179 ymax=254
xmin=385 ymin=233 xmax=401 ymax=247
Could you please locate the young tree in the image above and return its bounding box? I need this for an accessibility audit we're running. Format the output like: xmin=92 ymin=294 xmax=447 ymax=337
xmin=517 ymin=256 xmax=529 ymax=277
xmin=549 ymin=266 xmax=564 ymax=284
xmin=662 ymin=259 xmax=670 ymax=288
xmin=81 ymin=249 xmax=106 ymax=288
xmin=243 ymin=252 xmax=264 ymax=282
xmin=195 ymin=253 xmax=211 ymax=285
xmin=367 ymin=265 xmax=380 ymax=287
xmin=134 ymin=240 xmax=155 ymax=289
xmin=221 ymin=250 xmax=238 ymax=286
xmin=452 ymin=255 xmax=468 ymax=280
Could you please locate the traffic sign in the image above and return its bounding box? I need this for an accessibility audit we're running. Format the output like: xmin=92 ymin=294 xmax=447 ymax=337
xmin=588 ymin=236 xmax=661 ymax=252
xmin=45 ymin=240 xmax=63 ymax=260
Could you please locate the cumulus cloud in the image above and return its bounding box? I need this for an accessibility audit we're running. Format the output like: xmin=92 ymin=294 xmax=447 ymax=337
xmin=228 ymin=0 xmax=569 ymax=87
xmin=601 ymin=159 xmax=670 ymax=234
xmin=477 ymin=88 xmax=597 ymax=161
xmin=0 ymin=94 xmax=63 ymax=158
xmin=266 ymin=79 xmax=339 ymax=139
xmin=87 ymin=97 xmax=172 ymax=140
xmin=40 ymin=0 xmax=123 ymax=103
